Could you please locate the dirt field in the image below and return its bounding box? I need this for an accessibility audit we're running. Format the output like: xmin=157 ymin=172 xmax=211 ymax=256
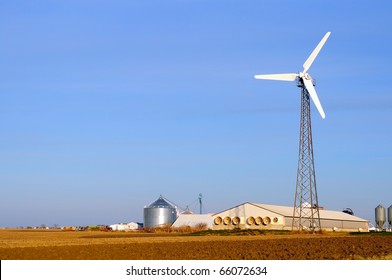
xmin=1 ymin=229 xmax=392 ymax=260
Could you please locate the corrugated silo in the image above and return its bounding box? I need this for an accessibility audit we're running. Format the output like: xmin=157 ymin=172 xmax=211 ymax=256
xmin=375 ymin=204 xmax=386 ymax=230
xmin=388 ymin=205 xmax=392 ymax=227
xmin=143 ymin=195 xmax=178 ymax=228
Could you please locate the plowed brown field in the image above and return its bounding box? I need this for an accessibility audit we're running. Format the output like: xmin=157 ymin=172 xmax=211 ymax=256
xmin=1 ymin=229 xmax=391 ymax=260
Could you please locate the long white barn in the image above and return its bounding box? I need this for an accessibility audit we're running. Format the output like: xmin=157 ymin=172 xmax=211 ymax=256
xmin=172 ymin=202 xmax=369 ymax=232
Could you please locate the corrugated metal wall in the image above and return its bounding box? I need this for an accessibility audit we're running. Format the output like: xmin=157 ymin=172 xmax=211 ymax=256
xmin=284 ymin=217 xmax=368 ymax=231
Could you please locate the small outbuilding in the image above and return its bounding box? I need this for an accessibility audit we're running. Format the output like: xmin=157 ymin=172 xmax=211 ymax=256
xmin=172 ymin=214 xmax=214 ymax=229
xmin=109 ymin=222 xmax=139 ymax=231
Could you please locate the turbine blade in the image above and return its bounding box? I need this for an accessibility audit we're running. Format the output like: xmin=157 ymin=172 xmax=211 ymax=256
xmin=254 ymin=73 xmax=298 ymax=81
xmin=303 ymin=78 xmax=326 ymax=119
xmin=303 ymin=32 xmax=331 ymax=73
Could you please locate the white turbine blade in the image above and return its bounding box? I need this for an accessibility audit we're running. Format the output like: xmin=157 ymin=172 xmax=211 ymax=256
xmin=303 ymin=78 xmax=326 ymax=119
xmin=302 ymin=32 xmax=331 ymax=73
xmin=254 ymin=73 xmax=298 ymax=81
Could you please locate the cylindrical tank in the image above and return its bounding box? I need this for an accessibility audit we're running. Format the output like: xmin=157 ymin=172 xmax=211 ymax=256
xmin=143 ymin=195 xmax=177 ymax=228
xmin=388 ymin=205 xmax=392 ymax=226
xmin=375 ymin=204 xmax=386 ymax=229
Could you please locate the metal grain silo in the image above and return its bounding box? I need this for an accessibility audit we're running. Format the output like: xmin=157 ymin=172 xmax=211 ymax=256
xmin=143 ymin=195 xmax=178 ymax=228
xmin=388 ymin=205 xmax=392 ymax=227
xmin=375 ymin=204 xmax=386 ymax=230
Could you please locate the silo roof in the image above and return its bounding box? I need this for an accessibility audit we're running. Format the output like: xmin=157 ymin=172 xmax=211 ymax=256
xmin=147 ymin=195 xmax=175 ymax=209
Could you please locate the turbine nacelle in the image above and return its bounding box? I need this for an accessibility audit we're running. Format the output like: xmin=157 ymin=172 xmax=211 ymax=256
xmin=254 ymin=32 xmax=331 ymax=119
xmin=299 ymin=72 xmax=311 ymax=80
xmin=298 ymin=72 xmax=315 ymax=86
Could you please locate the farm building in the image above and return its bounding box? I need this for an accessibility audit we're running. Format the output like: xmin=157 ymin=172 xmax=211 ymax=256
xmin=172 ymin=202 xmax=370 ymax=232
xmin=172 ymin=214 xmax=214 ymax=229
xmin=109 ymin=222 xmax=139 ymax=231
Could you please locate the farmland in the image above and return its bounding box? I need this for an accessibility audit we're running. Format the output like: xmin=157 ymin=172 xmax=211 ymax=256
xmin=1 ymin=229 xmax=392 ymax=260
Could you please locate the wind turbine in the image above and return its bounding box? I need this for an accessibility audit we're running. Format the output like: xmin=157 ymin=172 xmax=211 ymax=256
xmin=254 ymin=32 xmax=331 ymax=232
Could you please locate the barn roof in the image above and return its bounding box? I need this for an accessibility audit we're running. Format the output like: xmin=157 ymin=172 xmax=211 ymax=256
xmin=172 ymin=214 xmax=214 ymax=228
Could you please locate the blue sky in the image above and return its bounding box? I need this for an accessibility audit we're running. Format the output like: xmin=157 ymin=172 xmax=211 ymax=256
xmin=0 ymin=0 xmax=391 ymax=227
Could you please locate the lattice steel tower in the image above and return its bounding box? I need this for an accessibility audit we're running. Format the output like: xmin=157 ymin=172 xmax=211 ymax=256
xmin=292 ymin=78 xmax=321 ymax=232
xmin=254 ymin=32 xmax=331 ymax=232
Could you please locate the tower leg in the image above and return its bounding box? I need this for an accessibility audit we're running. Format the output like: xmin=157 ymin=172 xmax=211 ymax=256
xmin=292 ymin=80 xmax=321 ymax=232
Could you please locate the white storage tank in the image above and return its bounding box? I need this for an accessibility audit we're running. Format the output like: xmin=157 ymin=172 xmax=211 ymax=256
xmin=375 ymin=204 xmax=386 ymax=230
